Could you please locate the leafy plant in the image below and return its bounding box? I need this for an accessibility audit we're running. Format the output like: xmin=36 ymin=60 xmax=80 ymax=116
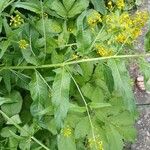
xmin=0 ymin=0 xmax=149 ymax=150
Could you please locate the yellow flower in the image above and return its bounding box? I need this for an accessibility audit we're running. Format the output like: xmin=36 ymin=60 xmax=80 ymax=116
xmin=107 ymin=1 xmax=113 ymax=9
xmin=116 ymin=0 xmax=125 ymax=9
xmin=115 ymin=34 xmax=126 ymax=43
xmin=87 ymin=11 xmax=102 ymax=27
xmin=95 ymin=45 xmax=112 ymax=57
xmin=131 ymin=28 xmax=142 ymax=39
xmin=68 ymin=28 xmax=73 ymax=32
xmin=62 ymin=126 xmax=72 ymax=137
xmin=18 ymin=40 xmax=29 ymax=49
xmin=72 ymin=54 xmax=78 ymax=60
xmin=10 ymin=14 xmax=24 ymax=27
xmin=133 ymin=11 xmax=149 ymax=27
xmin=88 ymin=138 xmax=104 ymax=150
xmin=43 ymin=13 xmax=48 ymax=18
xmin=119 ymin=13 xmax=132 ymax=29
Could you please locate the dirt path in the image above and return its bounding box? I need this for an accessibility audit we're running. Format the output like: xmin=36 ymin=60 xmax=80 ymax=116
xmin=130 ymin=0 xmax=150 ymax=150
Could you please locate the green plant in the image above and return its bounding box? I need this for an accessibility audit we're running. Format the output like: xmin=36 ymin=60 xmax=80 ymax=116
xmin=0 ymin=0 xmax=150 ymax=150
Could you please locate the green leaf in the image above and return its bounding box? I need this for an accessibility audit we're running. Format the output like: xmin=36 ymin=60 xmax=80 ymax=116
xmin=103 ymin=65 xmax=114 ymax=93
xmin=51 ymin=50 xmax=64 ymax=64
xmin=74 ymin=117 xmax=90 ymax=139
xmin=68 ymin=0 xmax=89 ymax=18
xmin=144 ymin=30 xmax=150 ymax=52
xmin=36 ymin=19 xmax=62 ymax=35
xmin=89 ymin=102 xmax=111 ymax=109
xmin=91 ymin=0 xmax=107 ymax=14
xmin=78 ymin=62 xmax=94 ymax=83
xmin=0 ymin=17 xmax=2 ymax=33
xmin=108 ymin=60 xmax=136 ymax=113
xmin=21 ymin=48 xmax=39 ymax=66
xmin=63 ymin=0 xmax=76 ymax=11
xmin=69 ymin=104 xmax=86 ymax=113
xmin=58 ymin=133 xmax=76 ymax=150
xmin=58 ymin=21 xmax=70 ymax=47
xmin=81 ymin=83 xmax=104 ymax=102
xmin=19 ymin=138 xmax=31 ymax=150
xmin=1 ymin=70 xmax=11 ymax=93
xmin=13 ymin=1 xmax=41 ymax=14
xmin=50 ymin=0 xmax=67 ymax=18
xmin=117 ymin=126 xmax=137 ymax=142
xmin=29 ymin=71 xmax=49 ymax=117
xmin=52 ymin=68 xmax=71 ymax=128
xmin=1 ymin=126 xmax=17 ymax=138
xmin=105 ymin=125 xmax=124 ymax=150
xmin=0 ymin=97 xmax=12 ymax=106
xmin=109 ymin=111 xmax=135 ymax=126
xmin=76 ymin=10 xmax=88 ymax=31
xmin=7 ymin=114 xmax=22 ymax=125
xmin=9 ymin=137 xmax=19 ymax=150
xmin=3 ymin=17 xmax=12 ymax=37
xmin=76 ymin=29 xmax=92 ymax=55
xmin=1 ymin=91 xmax=23 ymax=117
xmin=44 ymin=0 xmax=55 ymax=6
xmin=0 ymin=0 xmax=15 ymax=13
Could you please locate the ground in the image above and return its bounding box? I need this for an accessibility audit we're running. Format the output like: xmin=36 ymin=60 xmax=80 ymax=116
xmin=127 ymin=0 xmax=150 ymax=149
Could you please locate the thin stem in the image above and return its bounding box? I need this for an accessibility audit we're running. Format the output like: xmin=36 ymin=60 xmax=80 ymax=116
xmin=29 ymin=33 xmax=36 ymax=56
xmin=59 ymin=43 xmax=77 ymax=48
xmin=67 ymin=69 xmax=97 ymax=149
xmin=40 ymin=0 xmax=46 ymax=59
xmin=0 ymin=110 xmax=50 ymax=150
xmin=1 ymin=0 xmax=15 ymax=12
xmin=114 ymin=36 xmax=130 ymax=56
xmin=89 ymin=25 xmax=105 ymax=52
xmin=0 ymin=53 xmax=150 ymax=70
xmin=35 ymin=69 xmax=52 ymax=90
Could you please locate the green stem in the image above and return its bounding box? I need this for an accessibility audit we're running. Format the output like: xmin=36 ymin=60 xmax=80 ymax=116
xmin=0 ymin=110 xmax=50 ymax=150
xmin=40 ymin=0 xmax=47 ymax=60
xmin=67 ymin=69 xmax=97 ymax=149
xmin=89 ymin=25 xmax=105 ymax=52
xmin=0 ymin=53 xmax=150 ymax=70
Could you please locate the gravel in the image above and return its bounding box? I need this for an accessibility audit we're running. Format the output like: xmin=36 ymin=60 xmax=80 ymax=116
xmin=130 ymin=0 xmax=150 ymax=149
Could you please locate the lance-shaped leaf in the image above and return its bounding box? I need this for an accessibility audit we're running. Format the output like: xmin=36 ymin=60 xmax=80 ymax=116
xmin=52 ymin=68 xmax=71 ymax=128
xmin=105 ymin=125 xmax=124 ymax=150
xmin=13 ymin=1 xmax=41 ymax=14
xmin=29 ymin=71 xmax=49 ymax=118
xmin=58 ymin=132 xmax=76 ymax=150
xmin=67 ymin=0 xmax=89 ymax=18
xmin=1 ymin=91 xmax=23 ymax=117
xmin=90 ymin=0 xmax=107 ymax=15
xmin=108 ymin=60 xmax=136 ymax=113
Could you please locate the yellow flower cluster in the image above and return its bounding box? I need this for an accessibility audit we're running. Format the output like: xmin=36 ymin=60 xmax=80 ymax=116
xmin=62 ymin=126 xmax=72 ymax=137
xmin=115 ymin=33 xmax=126 ymax=43
xmin=95 ymin=45 xmax=112 ymax=57
xmin=133 ymin=11 xmax=149 ymax=27
xmin=10 ymin=14 xmax=24 ymax=27
xmin=88 ymin=138 xmax=104 ymax=150
xmin=18 ymin=40 xmax=29 ymax=49
xmin=119 ymin=13 xmax=133 ymax=29
xmin=107 ymin=1 xmax=113 ymax=9
xmin=72 ymin=54 xmax=78 ymax=60
xmin=106 ymin=12 xmax=132 ymax=31
xmin=87 ymin=10 xmax=102 ymax=27
xmin=116 ymin=0 xmax=125 ymax=9
xmin=106 ymin=11 xmax=149 ymax=44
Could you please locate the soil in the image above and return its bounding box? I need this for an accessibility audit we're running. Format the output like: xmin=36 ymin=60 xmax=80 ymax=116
xmin=127 ymin=0 xmax=150 ymax=149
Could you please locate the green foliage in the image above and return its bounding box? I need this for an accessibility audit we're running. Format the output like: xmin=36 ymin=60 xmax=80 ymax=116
xmin=145 ymin=30 xmax=150 ymax=52
xmin=0 ymin=0 xmax=149 ymax=150
xmin=52 ymin=68 xmax=71 ymax=128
